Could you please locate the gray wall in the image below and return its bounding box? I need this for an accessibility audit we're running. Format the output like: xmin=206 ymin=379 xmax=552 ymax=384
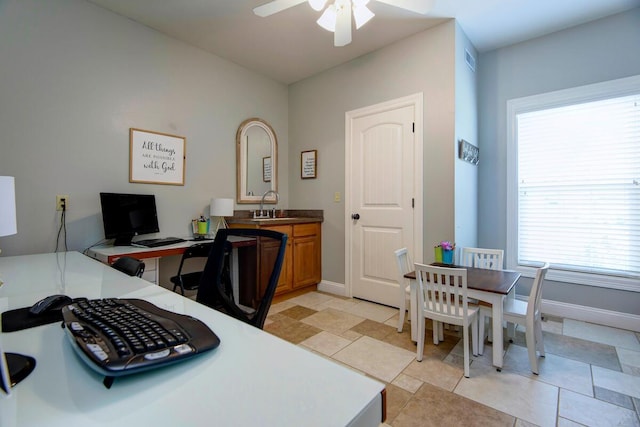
xmin=288 ymin=20 xmax=458 ymax=285
xmin=478 ymin=8 xmax=640 ymax=314
xmin=0 ymin=0 xmax=288 ymax=262
xmin=454 ymin=23 xmax=479 ymax=253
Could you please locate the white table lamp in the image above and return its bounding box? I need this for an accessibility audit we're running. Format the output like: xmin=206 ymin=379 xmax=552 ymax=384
xmin=210 ymin=198 xmax=234 ymax=234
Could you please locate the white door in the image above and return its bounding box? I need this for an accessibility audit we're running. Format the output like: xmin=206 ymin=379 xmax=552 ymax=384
xmin=346 ymin=94 xmax=423 ymax=307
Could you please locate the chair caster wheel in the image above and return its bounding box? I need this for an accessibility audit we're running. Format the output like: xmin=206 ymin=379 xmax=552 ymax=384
xmin=496 ymin=368 xmax=502 ymax=372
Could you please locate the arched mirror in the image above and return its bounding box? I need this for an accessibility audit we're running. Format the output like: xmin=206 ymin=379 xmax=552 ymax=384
xmin=236 ymin=118 xmax=278 ymax=204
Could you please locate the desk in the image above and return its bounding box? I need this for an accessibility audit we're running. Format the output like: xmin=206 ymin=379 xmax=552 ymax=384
xmin=86 ymin=237 xmax=255 ymax=295
xmin=0 ymin=252 xmax=385 ymax=426
xmin=405 ymin=264 xmax=520 ymax=369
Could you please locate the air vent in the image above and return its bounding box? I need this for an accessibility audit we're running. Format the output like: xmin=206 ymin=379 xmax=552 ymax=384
xmin=465 ymin=49 xmax=476 ymax=72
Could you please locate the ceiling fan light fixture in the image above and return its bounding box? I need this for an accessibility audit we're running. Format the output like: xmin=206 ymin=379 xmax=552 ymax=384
xmin=353 ymin=4 xmax=374 ymax=29
xmin=317 ymin=4 xmax=337 ymax=32
xmin=308 ymin=0 xmax=328 ymax=11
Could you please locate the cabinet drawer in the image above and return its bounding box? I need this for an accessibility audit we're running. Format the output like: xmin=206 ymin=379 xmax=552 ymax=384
xmin=263 ymin=225 xmax=292 ymax=236
xmin=293 ymin=223 xmax=319 ymax=237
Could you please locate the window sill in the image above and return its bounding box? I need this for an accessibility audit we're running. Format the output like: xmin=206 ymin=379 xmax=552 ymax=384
xmin=511 ymin=264 xmax=639 ymax=293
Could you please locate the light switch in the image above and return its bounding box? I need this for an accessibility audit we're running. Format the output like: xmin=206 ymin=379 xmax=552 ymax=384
xmin=334 ymin=192 xmax=341 ymax=202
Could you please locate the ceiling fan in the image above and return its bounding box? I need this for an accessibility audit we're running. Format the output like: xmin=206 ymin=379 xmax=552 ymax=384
xmin=253 ymin=0 xmax=435 ymax=47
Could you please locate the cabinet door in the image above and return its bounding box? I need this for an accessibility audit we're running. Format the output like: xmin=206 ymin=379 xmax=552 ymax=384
xmin=261 ymin=225 xmax=292 ymax=295
xmin=292 ymin=224 xmax=321 ymax=288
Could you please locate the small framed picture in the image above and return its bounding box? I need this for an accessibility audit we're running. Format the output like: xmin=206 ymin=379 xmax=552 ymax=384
xmin=301 ymin=150 xmax=317 ymax=179
xmin=458 ymin=139 xmax=479 ymax=165
xmin=263 ymin=156 xmax=272 ymax=182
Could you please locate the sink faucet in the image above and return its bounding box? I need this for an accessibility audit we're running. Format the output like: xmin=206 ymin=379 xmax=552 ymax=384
xmin=256 ymin=190 xmax=279 ymax=218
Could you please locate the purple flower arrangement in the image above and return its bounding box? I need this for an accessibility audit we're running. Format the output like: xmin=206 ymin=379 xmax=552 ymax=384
xmin=438 ymin=241 xmax=456 ymax=251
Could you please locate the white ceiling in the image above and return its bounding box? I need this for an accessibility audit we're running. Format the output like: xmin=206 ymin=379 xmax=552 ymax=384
xmin=86 ymin=0 xmax=639 ymax=84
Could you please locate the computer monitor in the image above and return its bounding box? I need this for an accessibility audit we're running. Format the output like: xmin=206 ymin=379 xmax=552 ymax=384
xmin=99 ymin=193 xmax=160 ymax=246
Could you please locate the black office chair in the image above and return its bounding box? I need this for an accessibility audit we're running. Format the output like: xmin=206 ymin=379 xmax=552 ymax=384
xmin=111 ymin=256 xmax=145 ymax=278
xmin=196 ymin=228 xmax=287 ymax=330
xmin=170 ymin=242 xmax=214 ymax=295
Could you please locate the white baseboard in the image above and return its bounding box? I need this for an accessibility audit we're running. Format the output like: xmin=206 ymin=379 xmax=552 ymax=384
xmin=316 ymin=282 xmax=639 ymax=332
xmin=317 ymin=280 xmax=348 ymax=297
xmin=541 ymin=298 xmax=640 ymax=333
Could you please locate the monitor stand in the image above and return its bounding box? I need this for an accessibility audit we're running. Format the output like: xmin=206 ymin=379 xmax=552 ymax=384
xmin=113 ymin=235 xmax=134 ymax=246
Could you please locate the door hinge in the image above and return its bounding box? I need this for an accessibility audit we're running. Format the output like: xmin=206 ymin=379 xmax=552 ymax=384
xmin=412 ymin=122 xmax=415 ymax=133
xmin=412 ymin=198 xmax=414 ymax=208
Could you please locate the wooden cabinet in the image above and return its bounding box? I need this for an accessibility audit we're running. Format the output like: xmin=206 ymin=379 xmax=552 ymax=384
xmin=292 ymin=223 xmax=321 ymax=289
xmin=230 ymin=220 xmax=321 ymax=298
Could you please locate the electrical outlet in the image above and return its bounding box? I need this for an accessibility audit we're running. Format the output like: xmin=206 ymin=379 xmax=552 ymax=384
xmin=56 ymin=195 xmax=69 ymax=211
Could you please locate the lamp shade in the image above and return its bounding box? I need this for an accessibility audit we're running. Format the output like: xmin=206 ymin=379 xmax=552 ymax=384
xmin=210 ymin=198 xmax=234 ymax=217
xmin=0 ymin=176 xmax=17 ymax=237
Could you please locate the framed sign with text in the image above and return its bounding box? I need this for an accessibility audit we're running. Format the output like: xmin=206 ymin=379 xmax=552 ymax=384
xmin=130 ymin=128 xmax=186 ymax=185
xmin=301 ymin=150 xmax=317 ymax=179
xmin=263 ymin=156 xmax=272 ymax=182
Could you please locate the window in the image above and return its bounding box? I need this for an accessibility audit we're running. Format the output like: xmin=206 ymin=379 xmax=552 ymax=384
xmin=507 ymin=75 xmax=640 ymax=291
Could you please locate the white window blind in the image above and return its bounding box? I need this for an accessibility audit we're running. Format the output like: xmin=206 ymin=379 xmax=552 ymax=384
xmin=516 ymin=92 xmax=640 ymax=280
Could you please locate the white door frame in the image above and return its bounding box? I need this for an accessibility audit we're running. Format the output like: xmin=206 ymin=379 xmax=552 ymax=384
xmin=344 ymin=93 xmax=424 ymax=297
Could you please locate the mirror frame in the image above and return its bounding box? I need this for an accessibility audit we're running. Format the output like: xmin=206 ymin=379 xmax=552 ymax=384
xmin=236 ymin=118 xmax=278 ymax=204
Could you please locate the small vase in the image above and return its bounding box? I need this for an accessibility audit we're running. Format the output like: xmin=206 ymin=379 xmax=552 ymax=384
xmin=434 ymin=246 xmax=443 ymax=263
xmin=442 ymin=249 xmax=454 ymax=264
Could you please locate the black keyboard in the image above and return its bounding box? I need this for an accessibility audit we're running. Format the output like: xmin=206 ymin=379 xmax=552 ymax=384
xmin=62 ymin=298 xmax=220 ymax=379
xmin=133 ymin=237 xmax=186 ymax=247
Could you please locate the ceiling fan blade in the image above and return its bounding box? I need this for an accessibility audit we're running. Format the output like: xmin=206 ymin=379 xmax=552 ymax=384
xmin=253 ymin=0 xmax=307 ymax=17
xmin=334 ymin=3 xmax=352 ymax=46
xmin=374 ymin=0 xmax=435 ymax=15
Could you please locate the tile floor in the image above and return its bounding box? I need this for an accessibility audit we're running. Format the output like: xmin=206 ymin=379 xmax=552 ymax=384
xmin=263 ymin=291 xmax=640 ymax=427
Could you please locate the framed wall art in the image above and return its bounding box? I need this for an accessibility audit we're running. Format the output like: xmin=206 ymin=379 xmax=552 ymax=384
xmin=458 ymin=139 xmax=479 ymax=165
xmin=130 ymin=128 xmax=186 ymax=185
xmin=301 ymin=150 xmax=317 ymax=179
xmin=263 ymin=156 xmax=272 ymax=182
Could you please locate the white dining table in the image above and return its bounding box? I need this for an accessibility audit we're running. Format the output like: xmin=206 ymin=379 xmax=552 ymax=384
xmin=405 ymin=264 xmax=521 ymax=370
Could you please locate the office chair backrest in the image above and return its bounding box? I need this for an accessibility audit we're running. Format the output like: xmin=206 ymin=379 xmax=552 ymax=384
xmin=196 ymin=228 xmax=287 ymax=329
xmin=111 ymin=256 xmax=145 ymax=278
xmin=170 ymin=242 xmax=214 ymax=295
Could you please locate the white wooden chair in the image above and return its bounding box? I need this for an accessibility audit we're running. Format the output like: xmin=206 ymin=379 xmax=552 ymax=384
xmin=414 ymin=263 xmax=478 ymax=378
xmin=460 ymin=247 xmax=504 ymax=349
xmin=480 ymin=263 xmax=550 ymax=374
xmin=460 ymin=247 xmax=504 ymax=270
xmin=393 ymin=248 xmax=412 ymax=332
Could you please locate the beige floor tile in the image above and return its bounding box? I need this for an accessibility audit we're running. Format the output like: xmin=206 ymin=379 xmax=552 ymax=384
xmin=592 ymin=365 xmax=640 ymax=399
xmin=286 ymin=291 xmax=335 ymax=309
xmin=278 ymin=305 xmax=317 ymax=320
xmin=402 ymin=358 xmax=463 ymax=392
xmin=332 ymin=336 xmax=415 ymax=383
xmin=350 ymin=318 xmax=396 ymax=341
xmin=563 ymin=319 xmax=640 ymax=351
xmin=344 ymin=299 xmax=398 ymax=323
xmin=617 ymin=347 xmax=640 ymax=376
xmin=315 ymin=296 xmax=362 ymax=312
xmin=384 ymin=383 xmax=414 ymax=424
xmin=263 ymin=314 xmax=322 ymax=344
xmin=299 ymin=330 xmax=352 ymax=356
xmin=516 ymin=418 xmax=542 ymax=427
xmin=503 ymin=344 xmax=594 ymax=396
xmin=454 ymin=362 xmax=559 ymax=427
xmin=541 ymin=318 xmax=563 ymax=334
xmin=267 ymin=299 xmax=297 ymax=314
xmin=392 ymin=382 xmax=515 ymax=427
xmin=557 ymin=417 xmax=587 ymax=427
xmin=559 ymin=388 xmax=640 ymax=427
xmin=391 ymin=373 xmax=423 ymax=393
xmin=301 ymin=307 xmax=365 ymax=334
